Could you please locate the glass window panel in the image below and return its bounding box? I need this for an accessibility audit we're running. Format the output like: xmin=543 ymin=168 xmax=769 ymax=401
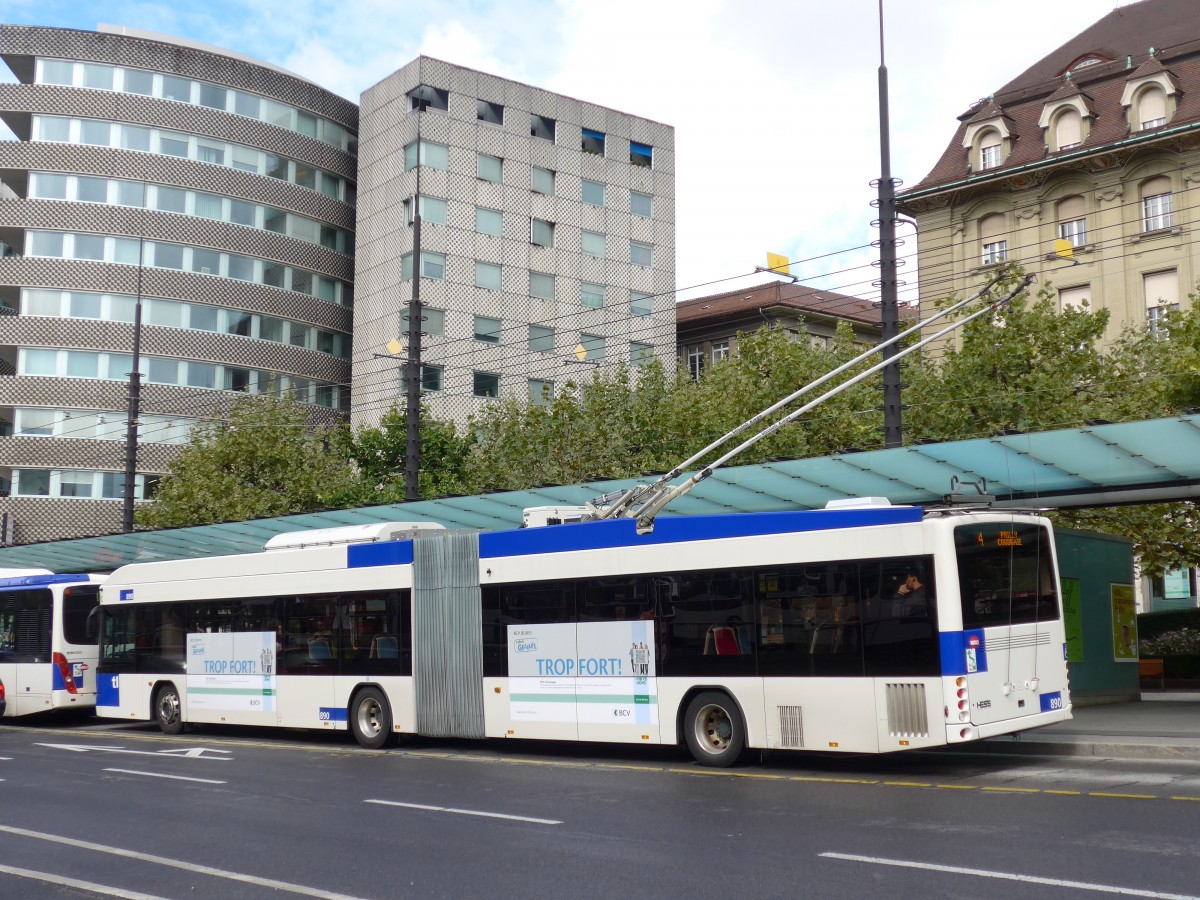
xmin=158 ymin=135 xmax=189 ymax=157
xmin=155 ymin=186 xmax=186 ymax=213
xmin=192 ymin=248 xmax=220 ymax=275
xmin=76 ymin=176 xmax=108 ymax=202
xmin=229 ymin=199 xmax=256 ymax=226
xmin=630 ymin=141 xmax=653 ymax=167
xmin=231 ymin=146 xmax=259 ymax=172
xmin=288 ymin=322 xmax=310 ymax=347
xmin=28 ymin=232 xmax=64 ymax=257
xmin=63 ymin=413 xmax=97 ymax=439
xmin=152 ymin=242 xmax=184 ymax=269
xmin=263 ymin=263 xmax=286 ymax=288
xmin=66 ymin=351 xmax=100 ymax=378
xmin=529 ymin=380 xmax=553 ymax=405
xmin=631 ymin=191 xmax=653 ymax=217
xmin=532 ymin=167 xmax=554 ymax=194
xmin=315 ymin=277 xmax=337 ymax=302
xmin=123 ymin=69 xmax=154 ymax=95
xmin=401 ymin=253 xmax=413 ymax=281
xmin=60 ymin=472 xmax=95 ymax=498
xmin=476 ymin=207 xmax=502 ymax=236
xmin=581 ymin=128 xmax=606 ymax=156
xmin=419 ymin=196 xmax=447 ymax=225
xmin=474 ymin=315 xmax=502 ymax=343
xmin=82 ymin=64 xmax=114 ymax=90
xmin=33 ymin=172 xmax=69 ymax=199
xmin=228 ymin=254 xmax=254 ymax=281
xmin=186 ymin=362 xmax=217 ymax=389
xmin=225 ymin=367 xmax=252 ymax=392
xmin=319 ymin=225 xmax=339 ymax=250
xmin=73 ymin=234 xmax=105 ymax=260
xmin=529 ymin=325 xmax=554 ymax=353
xmin=161 ymin=75 xmax=191 ymax=102
xmin=317 ymin=331 xmax=334 ymax=354
xmin=477 ymin=99 xmax=503 ymax=124
xmin=318 ymin=171 xmax=340 ymax=198
xmin=115 ymin=181 xmax=146 ymax=206
xmin=421 ymin=252 xmax=446 ymax=280
xmin=421 ymin=365 xmax=443 ymax=392
xmin=23 ymin=349 xmax=58 ymax=375
xmin=146 ymin=300 xmax=183 ymax=327
xmin=80 ymin=120 xmax=111 ymax=146
xmin=109 ymin=294 xmax=136 ymax=321
xmin=148 ymin=357 xmax=179 ymax=384
xmin=198 ymin=83 xmax=226 ymax=110
xmin=582 ymin=180 xmax=605 ymax=206
xmin=265 ymin=154 xmax=289 ymax=180
xmin=113 ymin=237 xmax=142 ymax=265
xmin=291 ymin=269 xmax=314 ymax=295
xmin=532 ymin=219 xmax=554 ymax=246
xmin=16 ymin=409 xmax=57 ymax=435
xmin=189 ymin=303 xmax=218 ymax=331
xmin=41 ymin=59 xmax=74 ymax=85
xmin=581 ymin=231 xmax=605 ymax=257
xmin=197 ymin=143 xmax=225 ymax=165
xmin=120 ymin=125 xmax=150 ymax=152
xmin=581 ymin=333 xmax=605 ymax=361
xmin=225 ymin=311 xmax=252 ymax=336
xmin=100 ymin=473 xmax=125 ymax=499
xmin=531 ymin=114 xmax=556 ymax=141
xmin=581 ymin=282 xmax=604 ymax=308
xmin=22 ymin=289 xmax=62 ymax=316
xmin=295 ymin=164 xmax=316 ymax=190
xmin=263 ymin=99 xmax=292 ymax=128
xmin=234 ymin=91 xmax=260 ymax=118
xmin=68 ymin=292 xmax=102 ymax=318
xmin=264 ymin=209 xmax=287 ymax=233
xmin=36 ymin=116 xmax=71 ymax=141
xmin=478 ymin=153 xmax=502 ymax=182
xmin=476 ymin=262 xmax=502 ymax=290
xmin=194 ymin=192 xmax=223 ymax=219
xmin=631 ymin=240 xmax=653 ymax=267
xmin=291 ymin=216 xmax=319 ymax=243
xmin=17 ymin=470 xmax=51 ymax=496
xmin=296 ymin=111 xmax=318 ymax=137
xmin=473 ymin=372 xmax=500 ymax=398
xmin=530 ymin=272 xmax=554 ymax=300
xmin=630 ymin=342 xmax=654 ymax=365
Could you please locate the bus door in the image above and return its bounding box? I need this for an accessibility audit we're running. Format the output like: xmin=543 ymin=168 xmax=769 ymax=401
xmin=56 ymin=585 xmax=100 ymax=704
xmin=0 ymin=589 xmax=53 ymax=715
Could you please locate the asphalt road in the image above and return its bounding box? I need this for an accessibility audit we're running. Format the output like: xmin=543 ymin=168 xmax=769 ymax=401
xmin=2 ymin=715 xmax=1199 ymax=899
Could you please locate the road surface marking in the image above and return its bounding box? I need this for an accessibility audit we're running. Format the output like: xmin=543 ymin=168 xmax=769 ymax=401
xmin=36 ymin=743 xmax=232 ymax=760
xmin=0 ymin=756 xmax=12 ymax=760
xmin=364 ymin=798 xmax=562 ymax=825
xmin=819 ymin=852 xmax=1200 ymax=899
xmin=1089 ymin=791 xmax=1156 ymax=800
xmin=104 ymin=768 xmax=227 ymax=784
xmin=0 ymin=863 xmax=167 ymax=900
xmin=0 ymin=824 xmax=365 ymax=900
xmin=981 ymin=786 xmax=1039 ymax=793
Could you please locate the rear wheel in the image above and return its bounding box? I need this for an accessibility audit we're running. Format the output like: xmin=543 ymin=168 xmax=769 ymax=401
xmin=155 ymin=684 xmax=184 ymax=735
xmin=350 ymin=687 xmax=395 ymax=749
xmin=684 ymin=691 xmax=745 ymax=767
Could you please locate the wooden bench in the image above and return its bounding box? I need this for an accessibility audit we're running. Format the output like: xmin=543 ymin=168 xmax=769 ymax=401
xmin=1139 ymin=658 xmax=1165 ymax=689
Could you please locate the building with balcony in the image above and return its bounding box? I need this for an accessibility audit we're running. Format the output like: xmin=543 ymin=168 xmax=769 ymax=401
xmin=0 ymin=24 xmax=356 ymax=543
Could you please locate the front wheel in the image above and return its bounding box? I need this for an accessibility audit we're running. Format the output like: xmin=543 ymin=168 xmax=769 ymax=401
xmin=155 ymin=684 xmax=184 ymax=735
xmin=350 ymin=687 xmax=395 ymax=749
xmin=684 ymin=691 xmax=745 ymax=767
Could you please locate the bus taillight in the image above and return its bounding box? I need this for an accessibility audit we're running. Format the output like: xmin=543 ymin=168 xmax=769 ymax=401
xmin=0 ymin=679 xmax=5 ymax=702
xmin=955 ymin=676 xmax=970 ymax=723
xmin=52 ymin=653 xmax=78 ymax=695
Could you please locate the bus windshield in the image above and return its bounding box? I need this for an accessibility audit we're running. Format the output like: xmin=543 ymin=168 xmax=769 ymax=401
xmin=954 ymin=523 xmax=1059 ymax=629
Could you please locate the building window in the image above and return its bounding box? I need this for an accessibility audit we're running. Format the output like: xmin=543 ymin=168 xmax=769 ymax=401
xmin=409 ymin=85 xmax=449 ymax=113
xmin=531 ymin=219 xmax=555 ymax=247
xmin=478 ymin=153 xmax=503 ymax=182
xmin=582 ymin=128 xmax=606 ymax=156
xmin=532 ymin=167 xmax=555 ymax=194
xmin=1138 ymin=86 xmax=1167 ymax=131
xmin=1056 ymin=195 xmax=1086 ymax=247
xmin=1058 ymin=286 xmax=1090 ymax=312
xmin=581 ymin=231 xmax=605 ymax=257
xmin=582 ymin=180 xmax=605 ymax=206
xmin=403 ymin=306 xmax=444 ymax=336
xmin=474 ymin=315 xmax=502 ymax=344
xmin=529 ymin=379 xmax=553 ymax=405
xmin=404 ymin=140 xmax=449 ymax=171
xmin=711 ymin=341 xmax=730 ymax=364
xmin=1148 ymin=304 xmax=1178 ymax=339
xmin=404 ymin=195 xmax=447 ymax=226
xmin=631 ymin=191 xmax=653 ymax=217
xmin=981 ymin=240 xmax=1007 ymax=266
xmin=1141 ymin=177 xmax=1173 ymax=232
xmin=402 ymin=251 xmax=446 ymax=280
xmin=581 ymin=282 xmax=604 ymax=308
xmin=529 ymin=324 xmax=554 ymax=353
xmin=686 ymin=344 xmax=705 ymax=380
xmin=1054 ymin=108 xmax=1082 ymax=150
xmin=477 ymin=99 xmax=503 ymax=125
xmin=1144 ymin=270 xmax=1179 ymax=338
xmin=580 ymin=333 xmax=605 ymax=361
xmin=421 ymin=364 xmax=444 ymax=392
xmin=979 ymin=213 xmax=1007 ymax=265
xmin=475 ymin=261 xmax=502 ymax=290
xmin=530 ymin=271 xmax=555 ymax=300
xmin=473 ymin=371 xmax=500 ymax=398
xmin=630 ymin=342 xmax=653 ymax=366
xmin=631 ymin=240 xmax=653 ymax=267
xmin=631 ymin=291 xmax=653 ymax=317
xmin=630 ymin=141 xmax=653 ymax=167
xmin=531 ymin=114 xmax=556 ymax=141
xmin=476 ymin=207 xmax=503 ymax=236
xmin=979 ymin=132 xmax=1002 ymax=170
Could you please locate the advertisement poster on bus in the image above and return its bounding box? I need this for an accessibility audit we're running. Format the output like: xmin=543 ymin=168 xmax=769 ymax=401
xmin=186 ymin=631 xmax=276 ymax=712
xmin=1110 ymin=583 xmax=1137 ymax=662
xmin=507 ymin=620 xmax=657 ymax=725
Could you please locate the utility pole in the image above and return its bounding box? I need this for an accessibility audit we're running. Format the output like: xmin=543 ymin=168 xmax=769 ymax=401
xmin=122 ymin=183 xmax=146 ymax=532
xmin=874 ymin=0 xmax=903 ymax=448
xmin=404 ymin=133 xmax=423 ymax=501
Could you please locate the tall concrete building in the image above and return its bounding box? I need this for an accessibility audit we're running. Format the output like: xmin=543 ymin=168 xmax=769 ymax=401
xmin=353 ymin=58 xmax=675 ymax=426
xmin=898 ymin=0 xmax=1200 ymax=356
xmin=0 ymin=25 xmax=355 ymax=543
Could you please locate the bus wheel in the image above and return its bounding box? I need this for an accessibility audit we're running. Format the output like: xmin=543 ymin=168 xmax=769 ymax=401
xmin=684 ymin=692 xmax=745 ymax=767
xmin=155 ymin=684 xmax=184 ymax=735
xmin=350 ymin=687 xmax=395 ymax=750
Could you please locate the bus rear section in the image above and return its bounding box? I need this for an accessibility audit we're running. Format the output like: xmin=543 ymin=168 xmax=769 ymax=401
xmin=0 ymin=575 xmax=104 ymax=717
xmin=943 ymin=518 xmax=1072 ymax=742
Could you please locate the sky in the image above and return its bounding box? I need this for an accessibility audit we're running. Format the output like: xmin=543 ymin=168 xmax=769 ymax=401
xmin=4 ymin=0 xmax=1129 ymax=306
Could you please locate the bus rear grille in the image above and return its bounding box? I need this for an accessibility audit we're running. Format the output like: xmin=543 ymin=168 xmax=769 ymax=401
xmin=987 ymin=631 xmax=1052 ymax=651
xmin=778 ymin=705 xmax=804 ymax=748
xmin=885 ymin=683 xmax=929 ymax=738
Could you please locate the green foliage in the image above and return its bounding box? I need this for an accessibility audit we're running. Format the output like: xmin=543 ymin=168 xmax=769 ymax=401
xmin=1139 ymin=627 xmax=1200 ymax=656
xmin=135 ymin=394 xmax=353 ymax=529
xmin=1054 ymin=503 xmax=1200 ymax=575
xmin=1137 ymin=608 xmax=1200 ymax=641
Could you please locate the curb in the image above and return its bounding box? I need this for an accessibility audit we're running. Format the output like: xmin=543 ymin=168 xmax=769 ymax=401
xmin=974 ymin=737 xmax=1200 ymax=762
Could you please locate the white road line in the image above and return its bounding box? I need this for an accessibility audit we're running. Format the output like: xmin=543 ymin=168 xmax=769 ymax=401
xmin=819 ymin=852 xmax=1200 ymax=899
xmin=0 ymin=824 xmax=366 ymax=900
xmin=364 ymin=798 xmax=563 ymax=825
xmin=103 ymin=768 xmax=227 ymax=784
xmin=0 ymin=863 xmax=168 ymax=900
xmin=0 ymin=756 xmax=12 ymax=760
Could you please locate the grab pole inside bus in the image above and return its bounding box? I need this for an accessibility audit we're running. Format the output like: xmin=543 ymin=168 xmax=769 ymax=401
xmin=590 ymin=271 xmax=1013 ymax=523
xmin=628 ymin=274 xmax=1035 ymax=533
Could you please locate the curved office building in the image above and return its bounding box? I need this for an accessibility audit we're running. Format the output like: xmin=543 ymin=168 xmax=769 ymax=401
xmin=0 ymin=25 xmax=356 ymax=543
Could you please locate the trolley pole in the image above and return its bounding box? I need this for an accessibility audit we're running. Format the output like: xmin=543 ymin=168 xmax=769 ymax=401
xmin=875 ymin=0 xmax=903 ymax=448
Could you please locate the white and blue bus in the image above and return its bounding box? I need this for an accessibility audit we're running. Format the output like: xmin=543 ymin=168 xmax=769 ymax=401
xmin=0 ymin=573 xmax=105 ymax=718
xmin=95 ymin=503 xmax=1071 ymax=765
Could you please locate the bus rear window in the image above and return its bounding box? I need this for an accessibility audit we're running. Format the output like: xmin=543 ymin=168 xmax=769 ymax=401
xmin=62 ymin=586 xmax=100 ymax=645
xmin=955 ymin=523 xmax=1059 ymax=629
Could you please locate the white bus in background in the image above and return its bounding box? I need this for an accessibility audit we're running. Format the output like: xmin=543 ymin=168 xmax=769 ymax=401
xmin=94 ymin=503 xmax=1071 ymax=765
xmin=0 ymin=573 xmax=105 ymax=718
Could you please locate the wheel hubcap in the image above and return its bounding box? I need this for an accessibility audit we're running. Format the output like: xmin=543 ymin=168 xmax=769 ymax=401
xmin=696 ymin=704 xmax=732 ymax=753
xmin=358 ymin=700 xmax=381 ymax=737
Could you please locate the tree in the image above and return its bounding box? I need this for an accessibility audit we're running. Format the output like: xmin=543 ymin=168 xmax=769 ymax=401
xmin=135 ymin=394 xmax=354 ymax=529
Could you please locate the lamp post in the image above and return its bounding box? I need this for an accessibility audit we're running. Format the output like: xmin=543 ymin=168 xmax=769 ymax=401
xmin=404 ymin=153 xmax=423 ymax=502
xmin=874 ymin=0 xmax=903 ymax=448
xmin=121 ymin=182 xmax=146 ymax=532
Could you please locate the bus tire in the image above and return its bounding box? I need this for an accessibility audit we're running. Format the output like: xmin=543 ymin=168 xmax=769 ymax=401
xmin=155 ymin=684 xmax=184 ymax=735
xmin=684 ymin=691 xmax=745 ymax=767
xmin=350 ymin=687 xmax=395 ymax=750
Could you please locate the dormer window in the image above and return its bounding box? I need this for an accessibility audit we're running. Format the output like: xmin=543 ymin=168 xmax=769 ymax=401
xmin=1055 ymin=109 xmax=1082 ymax=150
xmin=1137 ymin=85 xmax=1167 ymax=130
xmin=979 ymin=134 xmax=1002 ymax=170
xmin=962 ymin=112 xmax=1013 ymax=173
xmin=1121 ymin=65 xmax=1179 ymax=133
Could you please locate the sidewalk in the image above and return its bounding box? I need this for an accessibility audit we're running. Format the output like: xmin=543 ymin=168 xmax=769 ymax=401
xmin=975 ymin=692 xmax=1200 ymax=760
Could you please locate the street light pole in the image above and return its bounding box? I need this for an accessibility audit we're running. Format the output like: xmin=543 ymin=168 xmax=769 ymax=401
xmin=404 ymin=130 xmax=423 ymax=502
xmin=121 ymin=183 xmax=146 ymax=532
xmin=875 ymin=0 xmax=903 ymax=448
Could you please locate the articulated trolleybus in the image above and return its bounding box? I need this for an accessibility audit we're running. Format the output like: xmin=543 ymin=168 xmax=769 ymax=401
xmin=96 ymin=501 xmax=1071 ymax=765
xmin=0 ymin=572 xmax=104 ymax=718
